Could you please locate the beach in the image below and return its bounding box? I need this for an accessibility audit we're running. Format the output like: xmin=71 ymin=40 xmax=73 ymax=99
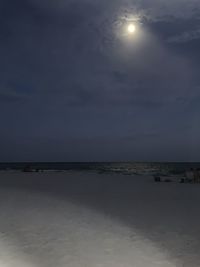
xmin=0 ymin=170 xmax=199 ymax=267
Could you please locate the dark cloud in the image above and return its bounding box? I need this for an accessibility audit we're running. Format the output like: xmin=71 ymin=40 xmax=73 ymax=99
xmin=0 ymin=0 xmax=200 ymax=160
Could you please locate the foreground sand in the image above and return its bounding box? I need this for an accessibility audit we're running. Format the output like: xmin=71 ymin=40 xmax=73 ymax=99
xmin=0 ymin=171 xmax=199 ymax=267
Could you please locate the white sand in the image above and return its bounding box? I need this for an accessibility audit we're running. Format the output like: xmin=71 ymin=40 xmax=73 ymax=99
xmin=0 ymin=171 xmax=199 ymax=267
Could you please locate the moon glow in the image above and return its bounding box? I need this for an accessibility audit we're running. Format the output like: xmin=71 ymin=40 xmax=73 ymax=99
xmin=127 ymin=24 xmax=136 ymax=34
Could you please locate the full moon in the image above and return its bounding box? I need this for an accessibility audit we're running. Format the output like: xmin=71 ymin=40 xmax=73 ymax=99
xmin=127 ymin=24 xmax=136 ymax=34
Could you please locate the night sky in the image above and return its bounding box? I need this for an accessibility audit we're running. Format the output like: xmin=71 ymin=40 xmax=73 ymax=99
xmin=0 ymin=0 xmax=200 ymax=162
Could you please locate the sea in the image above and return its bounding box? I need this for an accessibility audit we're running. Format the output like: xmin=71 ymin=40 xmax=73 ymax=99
xmin=0 ymin=162 xmax=200 ymax=178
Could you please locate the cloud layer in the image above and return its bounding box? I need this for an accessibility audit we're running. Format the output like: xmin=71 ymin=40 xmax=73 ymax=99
xmin=0 ymin=0 xmax=200 ymax=160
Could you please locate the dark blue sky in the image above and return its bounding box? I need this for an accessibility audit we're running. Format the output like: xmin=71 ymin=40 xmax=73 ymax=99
xmin=0 ymin=0 xmax=200 ymax=161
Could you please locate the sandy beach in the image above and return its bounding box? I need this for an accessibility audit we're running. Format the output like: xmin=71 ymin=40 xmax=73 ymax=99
xmin=0 ymin=171 xmax=199 ymax=267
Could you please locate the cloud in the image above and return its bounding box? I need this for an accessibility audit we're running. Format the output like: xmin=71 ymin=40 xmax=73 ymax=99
xmin=0 ymin=0 xmax=200 ymax=160
xmin=168 ymin=28 xmax=200 ymax=43
xmin=0 ymin=87 xmax=30 ymax=103
xmin=0 ymin=0 xmax=198 ymax=107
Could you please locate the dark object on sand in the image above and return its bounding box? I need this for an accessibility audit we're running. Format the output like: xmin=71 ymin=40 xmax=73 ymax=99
xmin=194 ymin=168 xmax=200 ymax=183
xmin=23 ymin=165 xmax=32 ymax=172
xmin=179 ymin=178 xmax=185 ymax=183
xmin=179 ymin=178 xmax=193 ymax=184
xmin=154 ymin=176 xmax=161 ymax=182
xmin=164 ymin=178 xmax=172 ymax=183
xmin=197 ymin=168 xmax=200 ymax=183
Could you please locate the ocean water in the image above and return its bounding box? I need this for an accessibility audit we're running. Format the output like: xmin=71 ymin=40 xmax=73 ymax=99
xmin=1 ymin=162 xmax=200 ymax=178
